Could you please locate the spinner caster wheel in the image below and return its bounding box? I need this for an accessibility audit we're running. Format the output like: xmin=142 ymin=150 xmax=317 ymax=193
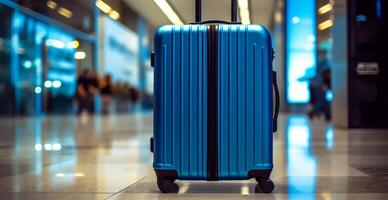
xmin=157 ymin=178 xmax=179 ymax=193
xmin=255 ymin=178 xmax=274 ymax=193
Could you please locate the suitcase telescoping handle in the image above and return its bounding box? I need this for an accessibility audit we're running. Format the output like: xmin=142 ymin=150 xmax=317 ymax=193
xmin=195 ymin=0 xmax=238 ymax=23
xmin=273 ymin=71 xmax=280 ymax=132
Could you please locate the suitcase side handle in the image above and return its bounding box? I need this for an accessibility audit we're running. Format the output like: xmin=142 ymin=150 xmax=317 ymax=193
xmin=195 ymin=0 xmax=238 ymax=23
xmin=273 ymin=71 xmax=280 ymax=132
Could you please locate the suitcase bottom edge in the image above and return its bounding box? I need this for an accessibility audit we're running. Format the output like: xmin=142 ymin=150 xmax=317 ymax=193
xmin=153 ymin=168 xmax=273 ymax=181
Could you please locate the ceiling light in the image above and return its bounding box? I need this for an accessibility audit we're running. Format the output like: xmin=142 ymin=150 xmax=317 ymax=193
xmin=44 ymin=144 xmax=52 ymax=151
xmin=109 ymin=10 xmax=120 ymax=20
xmin=153 ymin=0 xmax=183 ymax=25
xmin=96 ymin=0 xmax=112 ymax=14
xmin=34 ymin=87 xmax=42 ymax=94
xmin=52 ymin=143 xmax=62 ymax=150
xmin=75 ymin=51 xmax=86 ymax=59
xmin=44 ymin=80 xmax=52 ymax=88
xmin=47 ymin=0 xmax=57 ymax=10
xmin=58 ymin=7 xmax=73 ymax=18
xmin=318 ymin=19 xmax=333 ymax=30
xmin=68 ymin=40 xmax=79 ymax=48
xmin=238 ymin=0 xmax=250 ymax=24
xmin=23 ymin=60 xmax=32 ymax=69
xmin=35 ymin=144 xmax=43 ymax=151
xmin=52 ymin=80 xmax=62 ymax=88
xmin=46 ymin=39 xmax=65 ymax=48
xmin=292 ymin=16 xmax=300 ymax=24
xmin=318 ymin=4 xmax=333 ymax=14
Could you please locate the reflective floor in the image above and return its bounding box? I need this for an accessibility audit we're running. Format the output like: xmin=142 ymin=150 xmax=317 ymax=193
xmin=0 ymin=113 xmax=388 ymax=199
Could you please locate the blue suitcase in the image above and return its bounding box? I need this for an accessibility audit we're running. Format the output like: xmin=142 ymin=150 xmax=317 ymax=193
xmin=150 ymin=0 xmax=280 ymax=193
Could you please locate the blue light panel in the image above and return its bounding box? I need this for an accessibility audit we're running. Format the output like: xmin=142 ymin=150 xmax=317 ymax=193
xmin=286 ymin=0 xmax=317 ymax=104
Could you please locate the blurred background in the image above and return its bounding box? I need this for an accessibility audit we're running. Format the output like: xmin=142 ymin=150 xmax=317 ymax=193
xmin=0 ymin=0 xmax=153 ymax=116
xmin=0 ymin=0 xmax=387 ymax=199
xmin=0 ymin=0 xmax=386 ymax=128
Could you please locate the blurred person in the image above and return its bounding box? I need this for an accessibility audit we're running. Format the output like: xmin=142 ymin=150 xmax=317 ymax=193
xmin=100 ymin=74 xmax=113 ymax=115
xmin=87 ymin=71 xmax=99 ymax=113
xmin=76 ymin=70 xmax=89 ymax=114
xmin=141 ymin=92 xmax=154 ymax=109
xmin=114 ymin=81 xmax=127 ymax=112
xmin=128 ymin=86 xmax=139 ymax=112
xmin=307 ymin=57 xmax=332 ymax=121
xmin=322 ymin=68 xmax=332 ymax=120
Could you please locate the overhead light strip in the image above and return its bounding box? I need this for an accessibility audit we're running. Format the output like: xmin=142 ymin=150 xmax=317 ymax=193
xmin=238 ymin=0 xmax=250 ymax=24
xmin=46 ymin=0 xmax=57 ymax=10
xmin=318 ymin=3 xmax=333 ymax=14
xmin=96 ymin=0 xmax=112 ymax=14
xmin=109 ymin=10 xmax=120 ymax=20
xmin=153 ymin=0 xmax=183 ymax=25
xmin=58 ymin=7 xmax=73 ymax=18
xmin=95 ymin=0 xmax=120 ymax=20
xmin=318 ymin=19 xmax=333 ymax=30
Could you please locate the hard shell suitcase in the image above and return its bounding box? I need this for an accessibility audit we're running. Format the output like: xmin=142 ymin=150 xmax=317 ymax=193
xmin=150 ymin=0 xmax=280 ymax=193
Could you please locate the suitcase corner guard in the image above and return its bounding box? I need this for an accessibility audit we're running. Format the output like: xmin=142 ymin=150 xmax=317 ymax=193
xmin=154 ymin=169 xmax=178 ymax=180
xmin=150 ymin=137 xmax=154 ymax=153
xmin=247 ymin=169 xmax=272 ymax=179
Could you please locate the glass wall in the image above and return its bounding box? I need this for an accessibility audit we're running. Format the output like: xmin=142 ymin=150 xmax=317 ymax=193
xmin=0 ymin=2 xmax=96 ymax=116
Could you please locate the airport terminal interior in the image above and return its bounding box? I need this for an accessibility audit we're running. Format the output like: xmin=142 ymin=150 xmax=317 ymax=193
xmin=0 ymin=0 xmax=387 ymax=199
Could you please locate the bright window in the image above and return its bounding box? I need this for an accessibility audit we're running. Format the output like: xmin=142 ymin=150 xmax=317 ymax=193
xmin=286 ymin=0 xmax=317 ymax=104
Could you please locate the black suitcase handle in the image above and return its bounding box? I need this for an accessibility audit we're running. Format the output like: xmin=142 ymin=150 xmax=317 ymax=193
xmin=190 ymin=20 xmax=241 ymax=25
xmin=273 ymin=71 xmax=280 ymax=132
xmin=195 ymin=0 xmax=238 ymax=23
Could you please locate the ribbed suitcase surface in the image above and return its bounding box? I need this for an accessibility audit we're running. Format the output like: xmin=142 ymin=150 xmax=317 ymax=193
xmin=154 ymin=25 xmax=208 ymax=179
xmin=217 ymin=25 xmax=273 ymax=179
xmin=153 ymin=24 xmax=273 ymax=180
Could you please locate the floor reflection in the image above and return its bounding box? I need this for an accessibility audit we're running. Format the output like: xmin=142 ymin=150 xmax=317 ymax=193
xmin=286 ymin=116 xmax=317 ymax=197
xmin=325 ymin=125 xmax=334 ymax=151
xmin=0 ymin=113 xmax=388 ymax=199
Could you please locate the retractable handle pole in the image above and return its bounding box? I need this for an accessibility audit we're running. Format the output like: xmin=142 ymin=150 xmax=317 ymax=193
xmin=231 ymin=0 xmax=237 ymax=22
xmin=195 ymin=0 xmax=201 ymax=22
xmin=195 ymin=0 xmax=238 ymax=23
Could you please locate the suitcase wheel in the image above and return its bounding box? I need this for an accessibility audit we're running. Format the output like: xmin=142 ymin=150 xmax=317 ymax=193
xmin=255 ymin=178 xmax=274 ymax=193
xmin=157 ymin=178 xmax=179 ymax=193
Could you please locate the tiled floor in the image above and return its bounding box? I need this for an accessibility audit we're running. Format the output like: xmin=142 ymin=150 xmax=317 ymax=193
xmin=0 ymin=113 xmax=388 ymax=199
